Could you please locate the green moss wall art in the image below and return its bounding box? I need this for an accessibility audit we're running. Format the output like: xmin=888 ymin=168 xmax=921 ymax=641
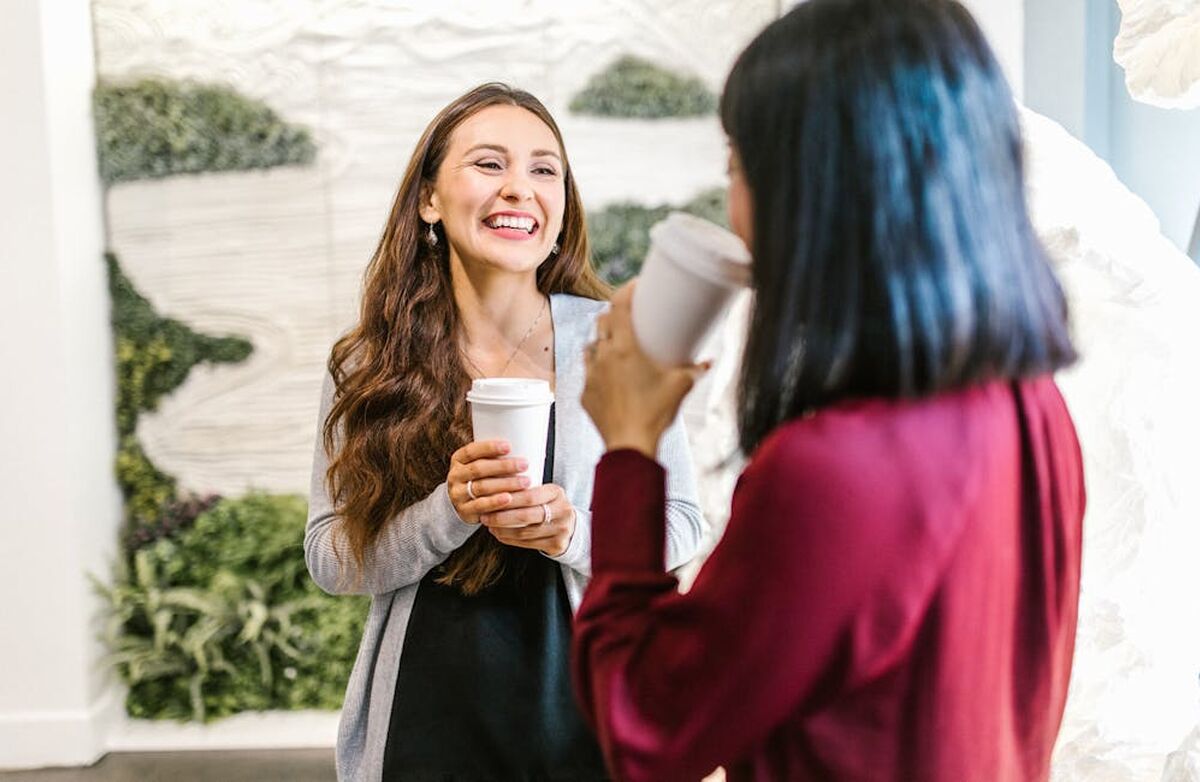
xmin=109 ymin=253 xmax=250 ymax=531
xmin=569 ymin=55 xmax=718 ymax=119
xmin=94 ymin=78 xmax=366 ymax=722
xmin=94 ymin=79 xmax=316 ymax=185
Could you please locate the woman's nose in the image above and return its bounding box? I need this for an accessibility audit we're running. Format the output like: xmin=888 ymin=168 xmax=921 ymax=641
xmin=499 ymin=171 xmax=534 ymax=202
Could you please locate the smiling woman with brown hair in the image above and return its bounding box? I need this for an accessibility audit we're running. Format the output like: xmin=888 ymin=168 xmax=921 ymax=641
xmin=304 ymin=83 xmax=707 ymax=780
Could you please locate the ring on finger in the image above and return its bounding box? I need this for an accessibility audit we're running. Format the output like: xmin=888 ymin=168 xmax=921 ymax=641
xmin=541 ymin=502 xmax=552 ymax=525
xmin=466 ymin=479 xmax=477 ymax=500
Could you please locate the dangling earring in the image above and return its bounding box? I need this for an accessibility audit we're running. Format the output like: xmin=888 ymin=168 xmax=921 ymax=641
xmin=426 ymin=222 xmax=438 ymax=246
xmin=551 ymin=241 xmax=560 ymax=255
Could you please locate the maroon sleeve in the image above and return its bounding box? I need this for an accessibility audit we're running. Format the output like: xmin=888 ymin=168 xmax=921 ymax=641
xmin=572 ymin=439 xmax=918 ymax=782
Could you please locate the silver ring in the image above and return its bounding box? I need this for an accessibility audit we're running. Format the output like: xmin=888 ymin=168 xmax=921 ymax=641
xmin=541 ymin=503 xmax=552 ymax=525
xmin=466 ymin=480 xmax=477 ymax=500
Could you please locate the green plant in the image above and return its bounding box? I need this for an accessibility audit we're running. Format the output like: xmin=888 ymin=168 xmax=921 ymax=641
xmin=125 ymin=492 xmax=220 ymax=551
xmin=589 ymin=187 xmax=730 ymax=284
xmin=94 ymin=78 xmax=317 ymax=185
xmin=569 ymin=55 xmax=717 ymax=119
xmin=96 ymin=493 xmax=368 ymax=721
xmin=108 ymin=253 xmax=252 ymax=529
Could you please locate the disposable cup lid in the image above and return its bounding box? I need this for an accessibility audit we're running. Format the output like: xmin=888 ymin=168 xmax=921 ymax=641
xmin=649 ymin=212 xmax=752 ymax=288
xmin=466 ymin=378 xmax=555 ymax=406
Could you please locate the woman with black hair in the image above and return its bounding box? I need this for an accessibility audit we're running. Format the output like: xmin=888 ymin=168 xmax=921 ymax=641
xmin=573 ymin=1 xmax=1085 ymax=780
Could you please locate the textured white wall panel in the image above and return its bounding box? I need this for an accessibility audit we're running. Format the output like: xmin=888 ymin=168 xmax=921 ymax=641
xmin=96 ymin=0 xmax=774 ymax=495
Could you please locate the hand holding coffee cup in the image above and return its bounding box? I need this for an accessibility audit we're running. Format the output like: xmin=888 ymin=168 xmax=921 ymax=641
xmin=478 ymin=481 xmax=577 ymax=557
xmin=447 ymin=440 xmax=530 ymax=524
xmin=459 ymin=378 xmax=575 ymax=554
xmin=583 ymin=283 xmax=712 ymax=459
xmin=582 ymin=213 xmax=748 ymax=456
xmin=630 ymin=211 xmax=751 ymax=366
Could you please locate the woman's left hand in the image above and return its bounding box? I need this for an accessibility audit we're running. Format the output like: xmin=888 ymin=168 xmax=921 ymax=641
xmin=582 ymin=281 xmax=709 ymax=459
xmin=479 ymin=482 xmax=576 ymax=556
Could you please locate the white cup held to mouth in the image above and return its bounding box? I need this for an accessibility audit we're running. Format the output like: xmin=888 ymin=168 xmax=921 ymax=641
xmin=631 ymin=212 xmax=752 ymax=366
xmin=466 ymin=378 xmax=555 ymax=487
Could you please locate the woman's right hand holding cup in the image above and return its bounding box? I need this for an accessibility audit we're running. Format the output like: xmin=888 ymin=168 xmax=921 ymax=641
xmin=447 ymin=440 xmax=531 ymax=524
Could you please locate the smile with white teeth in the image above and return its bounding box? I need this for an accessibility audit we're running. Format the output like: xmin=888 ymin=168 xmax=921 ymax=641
xmin=485 ymin=215 xmax=537 ymax=233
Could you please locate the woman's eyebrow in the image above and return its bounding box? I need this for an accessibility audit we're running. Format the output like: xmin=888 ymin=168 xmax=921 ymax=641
xmin=462 ymin=143 xmax=561 ymax=162
xmin=463 ymin=143 xmax=507 ymax=157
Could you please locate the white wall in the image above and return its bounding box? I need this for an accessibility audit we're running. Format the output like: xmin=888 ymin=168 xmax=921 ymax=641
xmin=0 ymin=0 xmax=122 ymax=770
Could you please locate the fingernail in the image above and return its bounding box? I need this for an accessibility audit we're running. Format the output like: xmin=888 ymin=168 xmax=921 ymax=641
xmin=519 ymin=477 xmax=531 ymax=488
xmin=498 ymin=442 xmax=511 ymax=453
xmin=516 ymin=459 xmax=528 ymax=470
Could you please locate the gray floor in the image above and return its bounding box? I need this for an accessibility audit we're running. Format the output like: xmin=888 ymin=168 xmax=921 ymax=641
xmin=0 ymin=750 xmax=335 ymax=782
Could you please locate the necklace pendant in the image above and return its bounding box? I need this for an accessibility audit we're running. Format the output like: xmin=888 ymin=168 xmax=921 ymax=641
xmin=461 ymin=295 xmax=548 ymax=380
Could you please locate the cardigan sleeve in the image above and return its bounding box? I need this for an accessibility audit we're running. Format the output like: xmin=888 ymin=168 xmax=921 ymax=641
xmin=547 ymin=413 xmax=708 ymax=578
xmin=305 ymin=369 xmax=479 ymax=596
xmin=571 ymin=438 xmax=941 ymax=782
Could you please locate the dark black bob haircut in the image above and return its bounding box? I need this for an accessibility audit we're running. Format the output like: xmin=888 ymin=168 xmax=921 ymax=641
xmin=721 ymin=0 xmax=1077 ymax=455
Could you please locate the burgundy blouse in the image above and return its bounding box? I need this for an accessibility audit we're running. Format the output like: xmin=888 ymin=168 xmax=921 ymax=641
xmin=573 ymin=377 xmax=1085 ymax=781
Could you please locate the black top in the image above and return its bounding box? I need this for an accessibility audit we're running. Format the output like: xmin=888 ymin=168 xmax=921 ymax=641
xmin=382 ymin=406 xmax=609 ymax=781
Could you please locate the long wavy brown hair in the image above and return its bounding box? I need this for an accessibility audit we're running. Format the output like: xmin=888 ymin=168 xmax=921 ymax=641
xmin=324 ymin=83 xmax=610 ymax=595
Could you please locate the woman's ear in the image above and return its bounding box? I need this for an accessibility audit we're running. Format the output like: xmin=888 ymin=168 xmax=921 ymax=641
xmin=418 ymin=183 xmax=441 ymax=225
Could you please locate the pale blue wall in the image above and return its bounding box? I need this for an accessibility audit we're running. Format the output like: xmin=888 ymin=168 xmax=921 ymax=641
xmin=1025 ymin=0 xmax=1200 ymax=259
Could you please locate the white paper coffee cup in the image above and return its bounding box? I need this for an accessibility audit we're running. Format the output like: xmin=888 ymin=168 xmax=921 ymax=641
xmin=466 ymin=378 xmax=554 ymax=487
xmin=631 ymin=212 xmax=752 ymax=366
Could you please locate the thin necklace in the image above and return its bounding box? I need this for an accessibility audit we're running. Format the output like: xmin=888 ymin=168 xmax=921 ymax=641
xmin=461 ymin=295 xmax=548 ymax=378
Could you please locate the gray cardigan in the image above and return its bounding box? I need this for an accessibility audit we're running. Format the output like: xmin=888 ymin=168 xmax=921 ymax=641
xmin=305 ymin=293 xmax=708 ymax=781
